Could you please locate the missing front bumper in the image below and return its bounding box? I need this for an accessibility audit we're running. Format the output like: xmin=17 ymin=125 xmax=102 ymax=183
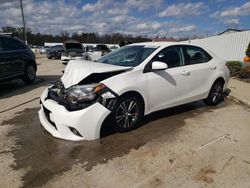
xmin=38 ymin=89 xmax=111 ymax=141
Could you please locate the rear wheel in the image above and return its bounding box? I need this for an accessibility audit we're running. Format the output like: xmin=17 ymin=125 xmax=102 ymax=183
xmin=112 ymin=94 xmax=143 ymax=132
xmin=204 ymin=81 xmax=224 ymax=106
xmin=23 ymin=64 xmax=36 ymax=84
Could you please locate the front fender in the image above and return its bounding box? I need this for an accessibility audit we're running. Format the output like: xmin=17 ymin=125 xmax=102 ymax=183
xmin=102 ymin=70 xmax=150 ymax=115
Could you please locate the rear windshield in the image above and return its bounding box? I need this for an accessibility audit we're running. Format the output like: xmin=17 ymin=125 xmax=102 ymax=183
xmin=52 ymin=45 xmax=63 ymax=50
xmin=65 ymin=43 xmax=83 ymax=50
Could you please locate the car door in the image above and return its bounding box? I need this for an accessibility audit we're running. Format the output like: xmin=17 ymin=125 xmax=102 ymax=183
xmin=1 ymin=37 xmax=27 ymax=76
xmin=0 ymin=38 xmax=11 ymax=78
xmin=181 ymin=45 xmax=215 ymax=101
xmin=146 ymin=46 xmax=193 ymax=112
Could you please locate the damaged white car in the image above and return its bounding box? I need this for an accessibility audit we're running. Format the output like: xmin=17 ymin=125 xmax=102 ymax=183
xmin=39 ymin=42 xmax=230 ymax=141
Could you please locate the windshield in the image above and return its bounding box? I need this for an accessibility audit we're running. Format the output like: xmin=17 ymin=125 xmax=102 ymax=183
xmin=97 ymin=45 xmax=157 ymax=67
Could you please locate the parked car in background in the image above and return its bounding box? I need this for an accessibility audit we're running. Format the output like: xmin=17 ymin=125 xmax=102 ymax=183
xmin=0 ymin=35 xmax=37 ymax=83
xmin=47 ymin=45 xmax=64 ymax=59
xmin=110 ymin=45 xmax=119 ymax=51
xmin=39 ymin=42 xmax=230 ymax=141
xmin=61 ymin=40 xmax=86 ymax=64
xmin=86 ymin=44 xmax=111 ymax=61
xmin=39 ymin=46 xmax=51 ymax=54
xmin=85 ymin=45 xmax=94 ymax=52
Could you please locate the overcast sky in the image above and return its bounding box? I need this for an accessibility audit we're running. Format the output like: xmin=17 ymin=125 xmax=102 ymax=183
xmin=0 ymin=0 xmax=250 ymax=38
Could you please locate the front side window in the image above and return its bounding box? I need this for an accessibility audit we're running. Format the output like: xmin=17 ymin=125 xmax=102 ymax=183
xmin=153 ymin=46 xmax=182 ymax=68
xmin=97 ymin=45 xmax=157 ymax=67
xmin=185 ymin=46 xmax=212 ymax=65
xmin=2 ymin=37 xmax=26 ymax=51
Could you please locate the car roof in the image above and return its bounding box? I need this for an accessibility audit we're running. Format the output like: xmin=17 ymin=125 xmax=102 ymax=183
xmin=0 ymin=35 xmax=20 ymax=41
xmin=129 ymin=41 xmax=200 ymax=48
xmin=64 ymin=40 xmax=81 ymax=44
xmin=0 ymin=35 xmax=27 ymax=45
xmin=132 ymin=41 xmax=217 ymax=58
xmin=0 ymin=34 xmax=12 ymax=38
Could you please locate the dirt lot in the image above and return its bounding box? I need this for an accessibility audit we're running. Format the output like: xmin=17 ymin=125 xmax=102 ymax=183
xmin=0 ymin=56 xmax=250 ymax=188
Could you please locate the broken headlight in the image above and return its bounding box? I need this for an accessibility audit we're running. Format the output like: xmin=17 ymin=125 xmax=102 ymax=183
xmin=65 ymin=83 xmax=116 ymax=105
xmin=48 ymin=81 xmax=117 ymax=111
xmin=66 ymin=83 xmax=105 ymax=104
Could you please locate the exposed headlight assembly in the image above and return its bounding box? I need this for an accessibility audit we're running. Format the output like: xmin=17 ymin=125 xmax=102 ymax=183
xmin=66 ymin=83 xmax=116 ymax=104
xmin=66 ymin=83 xmax=103 ymax=103
xmin=48 ymin=81 xmax=117 ymax=111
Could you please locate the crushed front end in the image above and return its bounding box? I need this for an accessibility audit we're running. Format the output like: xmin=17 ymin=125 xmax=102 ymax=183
xmin=38 ymin=79 xmax=117 ymax=141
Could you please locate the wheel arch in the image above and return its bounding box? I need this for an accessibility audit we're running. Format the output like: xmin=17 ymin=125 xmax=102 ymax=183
xmin=210 ymin=76 xmax=226 ymax=89
xmin=216 ymin=76 xmax=225 ymax=83
xmin=204 ymin=76 xmax=225 ymax=106
xmin=119 ymin=90 xmax=145 ymax=116
xmin=205 ymin=76 xmax=226 ymax=99
xmin=100 ymin=90 xmax=146 ymax=138
xmin=26 ymin=59 xmax=37 ymax=71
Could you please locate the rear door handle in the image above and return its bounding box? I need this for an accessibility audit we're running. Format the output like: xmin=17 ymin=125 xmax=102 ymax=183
xmin=180 ymin=70 xmax=190 ymax=76
xmin=210 ymin=65 xmax=217 ymax=70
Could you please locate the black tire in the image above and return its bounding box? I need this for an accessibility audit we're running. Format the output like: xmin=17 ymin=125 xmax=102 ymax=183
xmin=112 ymin=94 xmax=143 ymax=132
xmin=23 ymin=64 xmax=36 ymax=84
xmin=204 ymin=81 xmax=224 ymax=106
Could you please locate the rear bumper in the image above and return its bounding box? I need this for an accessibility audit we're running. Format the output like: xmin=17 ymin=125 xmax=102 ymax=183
xmin=38 ymin=88 xmax=111 ymax=141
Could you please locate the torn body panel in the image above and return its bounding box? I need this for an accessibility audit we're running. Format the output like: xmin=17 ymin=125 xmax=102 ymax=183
xmin=78 ymin=71 xmax=126 ymax=85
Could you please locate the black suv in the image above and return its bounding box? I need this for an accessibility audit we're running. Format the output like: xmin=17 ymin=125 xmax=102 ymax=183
xmin=0 ymin=35 xmax=37 ymax=83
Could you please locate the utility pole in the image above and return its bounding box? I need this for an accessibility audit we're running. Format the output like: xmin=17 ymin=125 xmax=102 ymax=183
xmin=20 ymin=0 xmax=27 ymax=44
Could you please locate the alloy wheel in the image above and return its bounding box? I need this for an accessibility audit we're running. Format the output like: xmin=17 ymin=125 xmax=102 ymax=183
xmin=27 ymin=65 xmax=35 ymax=80
xmin=211 ymin=83 xmax=223 ymax=103
xmin=115 ymin=99 xmax=139 ymax=129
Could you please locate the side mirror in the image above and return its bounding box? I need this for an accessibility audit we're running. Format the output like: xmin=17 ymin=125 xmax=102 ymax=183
xmin=151 ymin=61 xmax=168 ymax=71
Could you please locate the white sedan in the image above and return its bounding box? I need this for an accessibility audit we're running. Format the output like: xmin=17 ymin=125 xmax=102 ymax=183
xmin=38 ymin=42 xmax=230 ymax=141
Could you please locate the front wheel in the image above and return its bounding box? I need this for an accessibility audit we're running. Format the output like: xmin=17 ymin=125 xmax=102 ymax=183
xmin=204 ymin=81 xmax=224 ymax=106
xmin=112 ymin=95 xmax=143 ymax=132
xmin=23 ymin=64 xmax=36 ymax=84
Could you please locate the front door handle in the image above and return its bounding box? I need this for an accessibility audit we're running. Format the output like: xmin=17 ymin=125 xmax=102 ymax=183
xmin=180 ymin=70 xmax=190 ymax=76
xmin=210 ymin=65 xmax=217 ymax=70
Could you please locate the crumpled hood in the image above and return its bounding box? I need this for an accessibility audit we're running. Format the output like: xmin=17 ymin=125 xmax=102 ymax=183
xmin=61 ymin=60 xmax=131 ymax=88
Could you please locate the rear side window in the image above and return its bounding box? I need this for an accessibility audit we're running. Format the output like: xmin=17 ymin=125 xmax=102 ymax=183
xmin=0 ymin=39 xmax=3 ymax=51
xmin=2 ymin=37 xmax=27 ymax=51
xmin=153 ymin=46 xmax=183 ymax=68
xmin=185 ymin=46 xmax=212 ymax=65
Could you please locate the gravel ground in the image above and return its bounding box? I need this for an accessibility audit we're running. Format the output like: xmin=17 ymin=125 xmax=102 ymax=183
xmin=0 ymin=57 xmax=250 ymax=188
